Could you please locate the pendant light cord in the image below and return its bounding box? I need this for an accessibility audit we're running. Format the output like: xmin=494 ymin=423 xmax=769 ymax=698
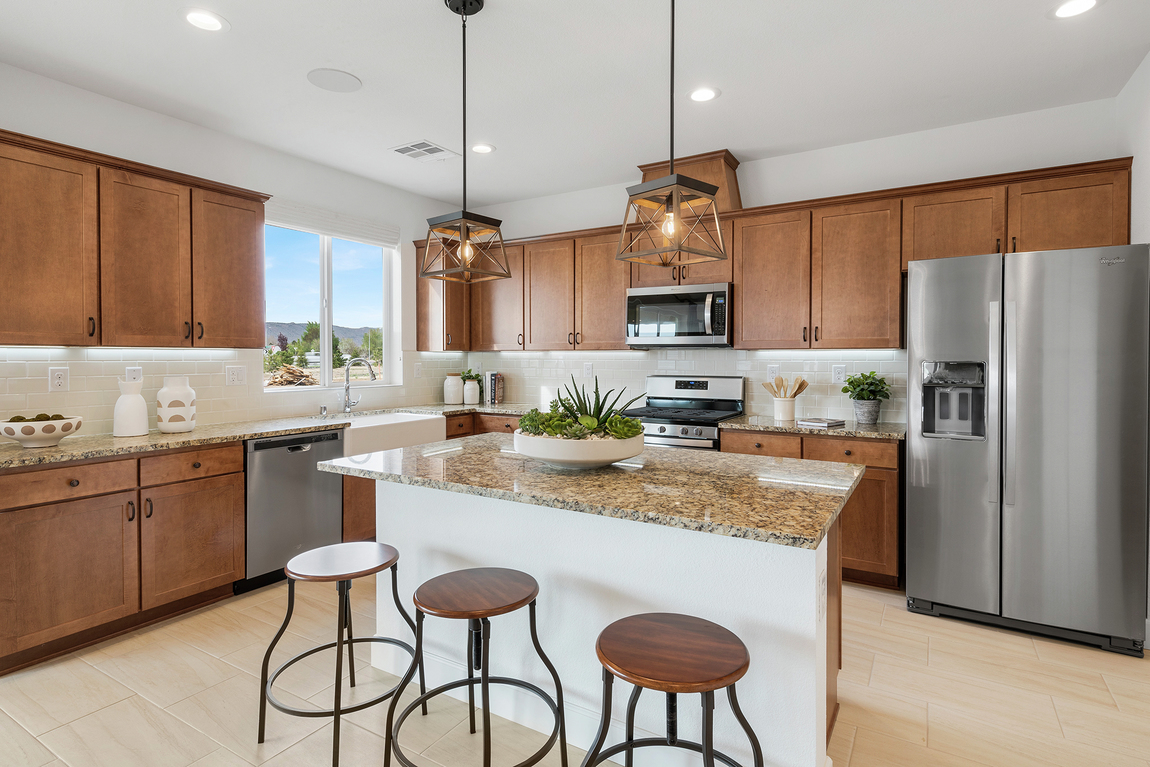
xmin=462 ymin=11 xmax=468 ymax=211
xmin=669 ymin=0 xmax=675 ymax=175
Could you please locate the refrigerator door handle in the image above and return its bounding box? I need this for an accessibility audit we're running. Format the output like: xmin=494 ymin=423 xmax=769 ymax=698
xmin=1004 ymin=300 xmax=1018 ymax=506
xmin=988 ymin=300 xmax=1001 ymax=504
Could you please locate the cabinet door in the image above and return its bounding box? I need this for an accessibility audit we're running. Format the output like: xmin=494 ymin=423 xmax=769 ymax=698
xmin=575 ymin=233 xmax=630 ymax=350
xmin=342 ymin=475 xmax=375 ymax=543
xmin=811 ymin=200 xmax=901 ymax=349
xmin=1007 ymin=170 xmax=1130 ymax=253
xmin=631 ymin=260 xmax=680 ymax=288
xmin=0 ymin=143 xmax=99 ymax=346
xmin=678 ymin=219 xmax=734 ymax=285
xmin=191 ymin=189 xmax=266 ymax=348
xmin=524 ymin=239 xmax=575 ymax=350
xmin=902 ymin=186 xmax=1006 ymax=269
xmin=471 ymin=245 xmax=523 ymax=350
xmin=0 ymin=491 xmax=138 ymax=654
xmin=734 ymin=210 xmax=811 ymax=349
xmin=837 ymin=467 xmax=899 ymax=581
xmin=140 ymin=473 xmax=244 ymax=610
xmin=415 ymin=245 xmax=470 ymax=352
xmin=100 ymin=170 xmax=192 ymax=347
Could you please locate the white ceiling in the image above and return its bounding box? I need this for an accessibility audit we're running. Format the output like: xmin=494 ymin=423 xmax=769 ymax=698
xmin=1 ymin=0 xmax=1148 ymax=207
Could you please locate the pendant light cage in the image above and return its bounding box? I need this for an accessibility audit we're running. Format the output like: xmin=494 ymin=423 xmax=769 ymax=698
xmin=616 ymin=175 xmax=726 ymax=266
xmin=421 ymin=212 xmax=511 ymax=283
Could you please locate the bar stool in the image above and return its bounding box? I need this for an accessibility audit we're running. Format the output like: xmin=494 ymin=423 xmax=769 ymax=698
xmin=384 ymin=567 xmax=568 ymax=767
xmin=580 ymin=613 xmax=764 ymax=767
xmin=257 ymin=541 xmax=425 ymax=767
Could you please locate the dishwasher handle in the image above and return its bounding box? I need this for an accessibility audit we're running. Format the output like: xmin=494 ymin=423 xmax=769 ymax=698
xmin=286 ymin=444 xmax=311 ymax=453
xmin=247 ymin=430 xmax=343 ymax=453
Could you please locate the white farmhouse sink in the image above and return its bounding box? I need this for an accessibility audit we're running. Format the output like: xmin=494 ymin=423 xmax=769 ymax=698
xmin=342 ymin=412 xmax=447 ymax=457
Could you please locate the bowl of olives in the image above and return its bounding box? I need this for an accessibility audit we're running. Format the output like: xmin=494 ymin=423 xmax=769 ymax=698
xmin=1 ymin=414 xmax=83 ymax=448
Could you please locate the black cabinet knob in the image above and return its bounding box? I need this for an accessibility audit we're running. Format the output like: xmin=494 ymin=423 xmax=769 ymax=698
xmin=69 ymin=479 xmax=79 ymax=487
xmin=754 ymin=443 xmax=762 ymax=449
xmin=844 ymin=450 xmax=852 ymax=456
xmin=193 ymin=461 xmax=202 ymax=469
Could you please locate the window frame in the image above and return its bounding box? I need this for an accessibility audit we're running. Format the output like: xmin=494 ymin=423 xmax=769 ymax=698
xmin=263 ymin=220 xmax=398 ymax=390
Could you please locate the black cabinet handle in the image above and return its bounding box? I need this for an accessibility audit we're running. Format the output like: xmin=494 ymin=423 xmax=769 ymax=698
xmin=996 ymin=238 xmax=1002 ymax=254
xmin=192 ymin=461 xmax=202 ymax=469
xmin=145 ymin=498 xmax=153 ymax=519
xmin=844 ymin=450 xmax=852 ymax=456
xmin=1012 ymin=236 xmax=1017 ymax=253
xmin=814 ymin=326 xmax=819 ymax=342
xmin=671 ymin=265 xmax=678 ymax=281
xmin=575 ymin=332 xmax=582 ymax=345
xmin=803 ymin=327 xmax=807 ymax=343
xmin=197 ymin=321 xmax=205 ymax=340
xmin=127 ymin=501 xmax=135 ymax=522
xmin=517 ymin=333 xmax=523 ymax=346
xmin=568 ymin=332 xmax=574 ymax=346
xmin=446 ymin=333 xmax=452 ymax=346
xmin=69 ymin=479 xmax=79 ymax=487
xmin=184 ymin=321 xmax=191 ymax=339
xmin=88 ymin=317 xmax=96 ymax=337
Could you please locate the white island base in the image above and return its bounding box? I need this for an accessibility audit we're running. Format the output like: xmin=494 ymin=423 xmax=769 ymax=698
xmin=369 ymin=482 xmax=840 ymax=767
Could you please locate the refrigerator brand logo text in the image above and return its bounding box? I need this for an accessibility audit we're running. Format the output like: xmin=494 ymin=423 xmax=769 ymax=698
xmin=1101 ymin=257 xmax=1127 ymax=266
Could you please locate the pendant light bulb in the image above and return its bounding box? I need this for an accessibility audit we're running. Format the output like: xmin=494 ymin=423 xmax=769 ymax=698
xmin=462 ymin=239 xmax=475 ymax=264
xmin=662 ymin=213 xmax=676 ymax=238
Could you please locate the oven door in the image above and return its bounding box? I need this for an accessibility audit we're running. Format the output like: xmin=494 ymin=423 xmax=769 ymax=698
xmin=626 ymin=283 xmax=730 ymax=347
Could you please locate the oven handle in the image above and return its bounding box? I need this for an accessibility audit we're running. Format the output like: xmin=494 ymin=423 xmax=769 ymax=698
xmin=643 ymin=435 xmax=718 ymax=449
xmin=704 ymin=293 xmax=713 ymax=335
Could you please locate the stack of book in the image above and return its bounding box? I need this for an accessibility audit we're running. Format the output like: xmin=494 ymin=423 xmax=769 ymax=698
xmin=796 ymin=417 xmax=846 ymax=429
xmin=486 ymin=371 xmax=505 ymax=404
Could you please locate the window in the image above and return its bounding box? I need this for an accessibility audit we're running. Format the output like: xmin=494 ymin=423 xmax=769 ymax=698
xmin=263 ymin=223 xmax=396 ymax=388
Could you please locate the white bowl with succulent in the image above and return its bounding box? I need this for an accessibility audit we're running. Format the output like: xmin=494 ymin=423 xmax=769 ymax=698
xmin=514 ymin=377 xmax=646 ymax=469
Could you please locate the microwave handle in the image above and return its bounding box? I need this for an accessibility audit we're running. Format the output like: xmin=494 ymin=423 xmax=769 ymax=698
xmin=704 ymin=293 xmax=713 ymax=335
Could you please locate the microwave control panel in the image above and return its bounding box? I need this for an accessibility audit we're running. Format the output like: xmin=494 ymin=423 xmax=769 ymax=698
xmin=712 ymin=294 xmax=726 ymax=335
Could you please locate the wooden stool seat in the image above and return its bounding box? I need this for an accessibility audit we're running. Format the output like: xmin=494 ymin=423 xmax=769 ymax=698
xmin=596 ymin=613 xmax=750 ymax=694
xmin=285 ymin=541 xmax=399 ymax=582
xmin=414 ymin=567 xmax=539 ymax=619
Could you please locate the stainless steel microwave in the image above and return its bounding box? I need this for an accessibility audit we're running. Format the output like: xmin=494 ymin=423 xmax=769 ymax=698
xmin=626 ymin=283 xmax=731 ymax=348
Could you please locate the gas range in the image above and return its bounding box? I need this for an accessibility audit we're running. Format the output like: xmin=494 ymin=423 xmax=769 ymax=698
xmin=621 ymin=375 xmax=745 ymax=450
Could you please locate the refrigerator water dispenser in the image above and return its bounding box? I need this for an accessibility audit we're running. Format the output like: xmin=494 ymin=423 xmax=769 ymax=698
xmin=921 ymin=362 xmax=985 ymax=439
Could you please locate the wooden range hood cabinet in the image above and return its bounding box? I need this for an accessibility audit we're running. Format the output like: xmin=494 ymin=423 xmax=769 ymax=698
xmin=637 ymin=149 xmax=743 ymax=213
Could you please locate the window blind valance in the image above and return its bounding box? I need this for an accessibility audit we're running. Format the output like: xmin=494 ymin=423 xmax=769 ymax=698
xmin=264 ymin=198 xmax=401 ymax=248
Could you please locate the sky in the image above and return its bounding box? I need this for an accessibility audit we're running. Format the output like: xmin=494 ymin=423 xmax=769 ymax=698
xmin=264 ymin=225 xmax=385 ymax=329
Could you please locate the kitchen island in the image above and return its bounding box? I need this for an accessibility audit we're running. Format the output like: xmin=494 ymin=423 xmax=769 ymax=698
xmin=319 ymin=433 xmax=863 ymax=767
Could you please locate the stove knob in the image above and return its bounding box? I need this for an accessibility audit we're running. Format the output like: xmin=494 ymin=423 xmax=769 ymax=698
xmin=694 ymin=427 xmax=703 ymax=436
xmin=680 ymin=427 xmax=689 ymax=435
xmin=658 ymin=425 xmax=667 ymax=434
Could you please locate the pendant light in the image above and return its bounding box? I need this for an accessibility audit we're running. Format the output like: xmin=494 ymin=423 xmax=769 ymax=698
xmin=420 ymin=0 xmax=512 ymax=283
xmin=616 ymin=0 xmax=726 ymax=267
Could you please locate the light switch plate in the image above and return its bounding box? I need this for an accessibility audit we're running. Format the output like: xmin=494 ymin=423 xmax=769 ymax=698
xmin=414 ymin=363 xmax=422 ymax=378
xmin=766 ymin=364 xmax=781 ymax=380
xmin=584 ymin=362 xmax=594 ymax=378
xmin=49 ymin=367 xmax=69 ymax=391
xmin=832 ymin=365 xmax=847 ymax=384
xmin=226 ymin=366 xmax=247 ymax=386
xmin=125 ymin=366 xmax=143 ymax=383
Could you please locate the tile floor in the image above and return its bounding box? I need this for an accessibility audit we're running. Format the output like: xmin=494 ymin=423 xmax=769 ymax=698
xmin=1 ymin=578 xmax=1148 ymax=766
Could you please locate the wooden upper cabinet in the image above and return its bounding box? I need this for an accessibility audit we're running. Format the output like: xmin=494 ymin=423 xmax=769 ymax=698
xmin=471 ymin=245 xmax=524 ymax=351
xmin=100 ymin=170 xmax=192 ymax=347
xmin=1007 ymin=170 xmax=1130 ymax=253
xmin=811 ymin=199 xmax=901 ymax=349
xmin=631 ymin=260 xmax=679 ymax=289
xmin=679 ymin=219 xmax=734 ymax=285
xmin=524 ymin=239 xmax=576 ymax=350
xmin=0 ymin=143 xmax=99 ymax=346
xmin=902 ymin=185 xmax=1006 ymax=270
xmin=575 ymin=233 xmax=631 ymax=350
xmin=733 ymin=210 xmax=811 ymax=349
xmin=191 ymin=189 xmax=266 ymax=348
xmin=415 ymin=245 xmax=470 ymax=352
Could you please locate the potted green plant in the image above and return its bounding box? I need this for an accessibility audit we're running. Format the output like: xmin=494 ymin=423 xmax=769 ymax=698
xmin=515 ymin=377 xmax=645 ymax=469
xmin=841 ymin=371 xmax=891 ymax=425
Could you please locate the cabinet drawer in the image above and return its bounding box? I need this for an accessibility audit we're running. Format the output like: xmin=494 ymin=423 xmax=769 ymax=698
xmin=139 ymin=445 xmax=242 ymax=487
xmin=474 ymin=414 xmax=520 ymax=434
xmin=0 ymin=459 xmax=137 ymax=511
xmin=802 ymin=437 xmax=897 ymax=469
xmin=446 ymin=415 xmax=474 ymax=439
xmin=720 ymin=431 xmax=802 ymax=459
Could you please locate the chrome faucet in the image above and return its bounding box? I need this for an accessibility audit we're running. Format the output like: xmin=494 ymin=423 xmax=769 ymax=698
xmin=343 ymin=357 xmax=377 ymax=413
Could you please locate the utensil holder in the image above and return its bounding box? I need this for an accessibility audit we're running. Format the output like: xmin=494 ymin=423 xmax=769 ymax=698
xmin=773 ymin=398 xmax=796 ymax=421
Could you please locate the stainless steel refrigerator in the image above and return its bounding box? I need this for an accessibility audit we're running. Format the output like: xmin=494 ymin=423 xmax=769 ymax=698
xmin=907 ymin=244 xmax=1149 ymax=656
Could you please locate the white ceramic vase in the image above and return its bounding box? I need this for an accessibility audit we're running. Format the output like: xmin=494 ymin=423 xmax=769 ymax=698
xmin=444 ymin=374 xmax=464 ymax=405
xmin=463 ymin=379 xmax=480 ymax=405
xmin=157 ymin=376 xmax=196 ymax=433
xmin=113 ymin=379 xmax=149 ymax=437
xmin=773 ymin=397 xmax=796 ymax=421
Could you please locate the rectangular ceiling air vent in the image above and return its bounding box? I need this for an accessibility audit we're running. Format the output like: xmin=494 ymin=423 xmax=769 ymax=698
xmin=391 ymin=140 xmax=459 ymax=163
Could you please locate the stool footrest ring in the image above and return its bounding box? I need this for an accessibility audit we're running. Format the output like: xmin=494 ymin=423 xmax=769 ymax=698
xmin=591 ymin=737 xmax=743 ymax=767
xmin=265 ymin=636 xmax=414 ymax=718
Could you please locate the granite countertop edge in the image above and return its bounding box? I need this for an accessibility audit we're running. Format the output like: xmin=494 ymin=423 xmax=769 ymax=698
xmin=720 ymin=416 xmax=907 ymax=441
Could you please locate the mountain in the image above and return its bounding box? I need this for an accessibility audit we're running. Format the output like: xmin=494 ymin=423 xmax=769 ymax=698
xmin=265 ymin=322 xmax=380 ymax=346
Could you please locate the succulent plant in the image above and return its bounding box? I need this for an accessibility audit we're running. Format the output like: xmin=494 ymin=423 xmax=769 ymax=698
xmin=604 ymin=414 xmax=643 ymax=439
xmin=519 ymin=377 xmax=644 ymax=440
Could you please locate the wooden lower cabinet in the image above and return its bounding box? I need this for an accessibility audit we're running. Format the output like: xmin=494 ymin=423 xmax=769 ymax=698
xmin=474 ymin=414 xmax=521 ymax=434
xmin=720 ymin=431 xmax=802 ymax=458
xmin=0 ymin=491 xmax=138 ymax=654
xmin=140 ymin=473 xmax=245 ymax=610
xmin=837 ymin=467 xmax=899 ymax=585
xmin=446 ymin=414 xmax=475 ymax=438
xmin=343 ymin=475 xmax=376 ymax=543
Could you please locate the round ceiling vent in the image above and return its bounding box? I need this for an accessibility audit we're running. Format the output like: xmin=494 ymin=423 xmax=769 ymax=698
xmin=306 ymin=68 xmax=363 ymax=93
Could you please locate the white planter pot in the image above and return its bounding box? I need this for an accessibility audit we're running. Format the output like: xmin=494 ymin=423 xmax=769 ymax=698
xmin=157 ymin=376 xmax=196 ymax=433
xmin=444 ymin=374 xmax=463 ymax=405
xmin=773 ymin=397 xmax=796 ymax=421
xmin=513 ymin=430 xmax=645 ymax=470
xmin=463 ymin=379 xmax=480 ymax=405
xmin=1 ymin=416 xmax=83 ymax=448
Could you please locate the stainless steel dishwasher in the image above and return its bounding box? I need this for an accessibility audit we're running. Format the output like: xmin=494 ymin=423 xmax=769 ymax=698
xmin=245 ymin=430 xmax=345 ymax=580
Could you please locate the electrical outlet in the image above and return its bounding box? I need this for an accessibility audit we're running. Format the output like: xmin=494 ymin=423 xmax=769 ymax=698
xmin=766 ymin=364 xmax=781 ymax=380
xmin=832 ymin=365 xmax=847 ymax=384
xmin=584 ymin=362 xmax=594 ymax=378
xmin=125 ymin=366 xmax=143 ymax=383
xmin=226 ymin=366 xmax=247 ymax=386
xmin=48 ymin=367 xmax=69 ymax=391
xmin=414 ymin=363 xmax=423 ymax=378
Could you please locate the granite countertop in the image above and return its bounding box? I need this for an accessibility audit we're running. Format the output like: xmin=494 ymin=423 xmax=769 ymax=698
xmin=391 ymin=403 xmax=538 ymax=417
xmin=721 ymin=415 xmax=907 ymax=441
xmin=319 ymin=432 xmax=864 ymax=549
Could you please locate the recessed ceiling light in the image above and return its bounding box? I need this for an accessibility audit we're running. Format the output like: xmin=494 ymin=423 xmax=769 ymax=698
xmin=307 ymin=68 xmax=363 ymax=93
xmin=471 ymin=144 xmax=495 ymax=154
xmin=690 ymin=87 xmax=720 ymax=102
xmin=1054 ymin=0 xmax=1097 ymax=17
xmin=185 ymin=9 xmax=229 ymax=31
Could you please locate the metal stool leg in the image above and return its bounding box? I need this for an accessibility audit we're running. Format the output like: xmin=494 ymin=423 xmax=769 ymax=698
xmin=343 ymin=584 xmax=356 ymax=688
xmin=390 ymin=564 xmax=426 ymax=715
xmin=480 ymin=618 xmax=492 ymax=767
xmin=728 ymin=684 xmax=764 ymax=767
xmin=528 ymin=600 xmax=568 ymax=767
xmin=666 ymin=692 xmax=678 ymax=746
xmin=258 ymin=578 xmax=296 ymax=744
xmin=624 ymin=685 xmax=642 ymax=767
xmin=384 ymin=610 xmax=423 ymax=767
xmin=467 ymin=621 xmax=478 ymax=734
xmin=331 ymin=580 xmax=350 ymax=767
xmin=579 ymin=669 xmax=614 ymax=767
xmin=700 ymin=691 xmax=716 ymax=767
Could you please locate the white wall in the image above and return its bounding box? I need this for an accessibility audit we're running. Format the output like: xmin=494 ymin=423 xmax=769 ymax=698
xmin=1118 ymin=50 xmax=1150 ymax=243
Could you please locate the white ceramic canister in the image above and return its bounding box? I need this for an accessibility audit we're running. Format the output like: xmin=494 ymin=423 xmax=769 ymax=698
xmin=444 ymin=373 xmax=464 ymax=405
xmin=773 ymin=397 xmax=797 ymax=422
xmin=157 ymin=376 xmax=196 ymax=433
xmin=463 ymin=379 xmax=480 ymax=405
xmin=113 ymin=378 xmax=149 ymax=437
